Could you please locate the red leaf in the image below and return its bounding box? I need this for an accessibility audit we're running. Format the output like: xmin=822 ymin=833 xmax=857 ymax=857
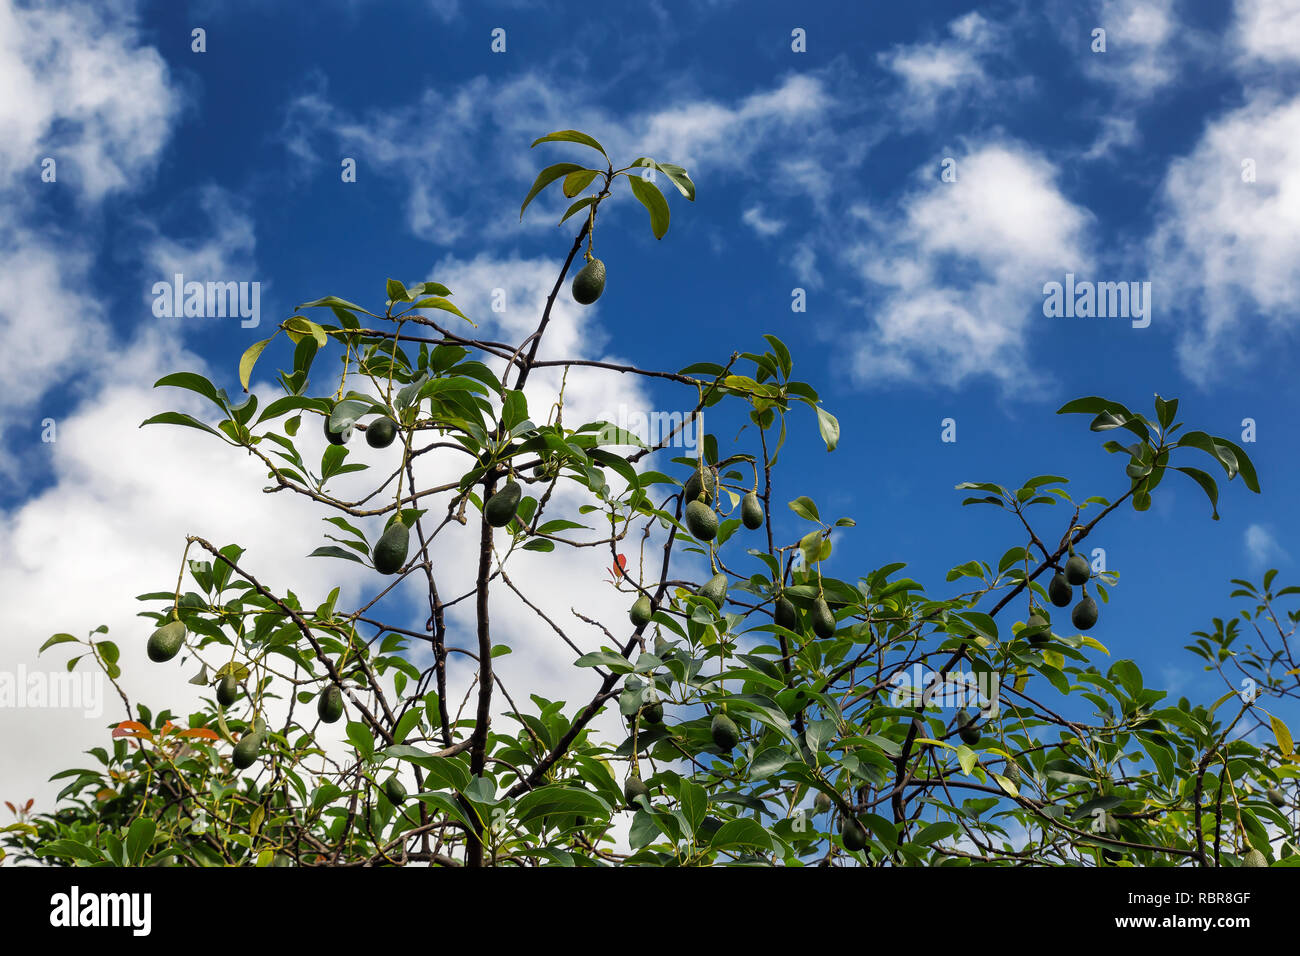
xmin=112 ymin=720 xmax=153 ymax=740
xmin=177 ymin=728 xmax=220 ymax=740
xmin=4 ymin=802 xmax=14 ymax=815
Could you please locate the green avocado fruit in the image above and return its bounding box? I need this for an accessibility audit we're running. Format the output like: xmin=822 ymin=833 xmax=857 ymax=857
xmin=147 ymin=620 xmax=186 ymax=663
xmin=232 ymin=731 xmax=262 ymax=770
xmin=813 ymin=791 xmax=832 ymax=815
xmin=1064 ymin=554 xmax=1091 ymax=586
xmin=571 ymin=258 xmax=606 ymax=305
xmin=1267 ymin=787 xmax=1287 ymax=808
xmin=630 ymin=594 xmax=653 ymax=628
xmin=323 ymin=413 xmax=352 ymax=446
xmin=683 ymin=467 xmax=717 ymax=505
xmin=1026 ymin=611 xmax=1050 ymax=645
xmin=373 ymin=519 xmax=410 ymax=575
xmin=1002 ymin=760 xmax=1022 ymax=788
xmin=699 ymin=572 xmax=728 ymax=608
xmin=1048 ymin=572 xmax=1073 ymax=608
xmin=317 ymin=685 xmax=345 ymax=724
xmin=811 ymin=596 xmax=836 ymax=639
xmin=711 ymin=711 xmax=740 ymax=752
xmin=642 ymin=701 xmax=663 ymax=724
xmin=215 ymin=673 xmax=239 ymax=707
xmin=485 ymin=479 xmax=522 ymax=527
xmin=1072 ymin=595 xmax=1099 ymax=630
xmin=841 ymin=816 xmax=868 ymax=853
xmin=1243 ymin=848 xmax=1268 ymax=867
xmin=383 ymin=777 xmax=407 ymax=807
xmin=366 ymin=415 xmax=398 ymax=449
xmin=740 ymin=491 xmax=764 ymax=529
xmin=774 ymin=595 xmax=798 ymax=631
xmin=957 ymin=709 xmax=980 ymax=746
xmin=624 ymin=773 xmax=649 ymax=805
xmin=684 ymin=500 xmax=718 ymax=541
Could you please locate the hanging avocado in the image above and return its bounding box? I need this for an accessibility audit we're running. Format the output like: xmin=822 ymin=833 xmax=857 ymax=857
xmin=698 ymin=572 xmax=728 ymax=608
xmin=317 ymin=685 xmax=345 ymax=724
xmin=571 ymin=258 xmax=606 ymax=304
xmin=147 ymin=619 xmax=186 ymax=663
xmin=215 ymin=673 xmax=239 ymax=707
xmin=741 ymin=491 xmax=764 ymax=529
xmin=683 ymin=467 xmax=717 ymax=505
xmin=324 ymin=412 xmax=353 ymax=446
xmin=1026 ymin=611 xmax=1050 ymax=645
xmin=642 ymin=700 xmax=664 ymax=724
xmin=774 ymin=595 xmax=798 ymax=631
xmin=841 ymin=816 xmax=868 ymax=852
xmin=623 ymin=773 xmax=649 ymax=805
xmin=232 ymin=731 xmax=263 ymax=770
xmin=383 ymin=777 xmax=407 ymax=807
xmin=684 ymin=500 xmax=718 ymax=541
xmin=373 ymin=519 xmax=410 ymax=574
xmin=1072 ymin=595 xmax=1099 ymax=630
xmin=957 ymin=708 xmax=980 ymax=746
xmin=366 ymin=415 xmax=399 ymax=449
xmin=711 ymin=710 xmax=740 ymax=752
xmin=811 ymin=596 xmax=836 ymax=639
xmin=1064 ymin=553 xmax=1091 ymax=586
xmin=1048 ymin=572 xmax=1073 ymax=608
xmin=629 ymin=594 xmax=653 ymax=627
xmin=485 ymin=479 xmax=522 ymax=527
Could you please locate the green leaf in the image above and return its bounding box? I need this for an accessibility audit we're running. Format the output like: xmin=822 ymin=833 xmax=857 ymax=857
xmin=530 ymin=129 xmax=609 ymax=160
xmin=411 ymin=296 xmax=474 ymax=326
xmin=815 ymin=406 xmax=840 ymax=452
xmin=1174 ymin=466 xmax=1220 ymax=520
xmin=514 ymin=787 xmax=610 ymax=824
xmin=707 ymin=818 xmax=772 ymax=852
xmin=125 ymin=817 xmax=155 ymax=866
xmin=627 ymin=175 xmax=670 ymax=240
xmin=153 ymin=372 xmax=226 ymax=409
xmin=297 ymin=295 xmax=372 ymax=315
xmin=140 ymin=412 xmax=226 ymax=440
xmin=520 ymin=162 xmax=585 ymax=219
xmin=562 ymin=169 xmax=600 ymax=197
xmin=309 ymin=546 xmax=366 ymax=565
xmin=558 ymin=196 xmax=596 ymax=225
xmin=1271 ymin=715 xmax=1294 ymax=755
xmin=238 ymin=338 xmax=273 ymax=392
xmin=386 ymin=278 xmax=411 ymax=303
xmin=788 ymin=496 xmax=820 ymax=522
xmin=39 ymin=633 xmax=79 ymax=653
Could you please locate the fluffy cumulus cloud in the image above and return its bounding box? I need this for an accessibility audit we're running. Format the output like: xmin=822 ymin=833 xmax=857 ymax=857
xmin=0 ymin=0 xmax=181 ymax=471
xmin=1085 ymin=0 xmax=1181 ymax=99
xmin=1232 ymin=0 xmax=1300 ymax=67
xmin=844 ymin=142 xmax=1094 ymax=391
xmin=1148 ymin=93 xmax=1300 ymax=381
xmin=283 ymin=70 xmax=841 ymax=245
xmin=877 ymin=12 xmax=1018 ymax=120
xmin=1244 ymin=523 xmax=1288 ymax=571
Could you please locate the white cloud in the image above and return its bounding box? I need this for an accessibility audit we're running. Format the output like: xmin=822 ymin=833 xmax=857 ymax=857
xmin=877 ymin=12 xmax=1023 ymax=121
xmin=1148 ymin=93 xmax=1300 ymax=381
xmin=1245 ymin=523 xmax=1287 ymax=570
xmin=844 ymin=143 xmax=1094 ymax=390
xmin=1232 ymin=0 xmax=1300 ymax=67
xmin=0 ymin=0 xmax=179 ymax=201
xmin=1087 ymin=0 xmax=1180 ymax=99
xmin=283 ymin=71 xmax=838 ymax=245
xmin=741 ymin=205 xmax=785 ymax=237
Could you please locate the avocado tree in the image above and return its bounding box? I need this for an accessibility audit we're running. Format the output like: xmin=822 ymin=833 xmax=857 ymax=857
xmin=7 ymin=130 xmax=1294 ymax=868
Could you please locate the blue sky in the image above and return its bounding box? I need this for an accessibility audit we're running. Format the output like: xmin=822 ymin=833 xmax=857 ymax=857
xmin=3 ymin=0 xmax=1300 ymax=799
